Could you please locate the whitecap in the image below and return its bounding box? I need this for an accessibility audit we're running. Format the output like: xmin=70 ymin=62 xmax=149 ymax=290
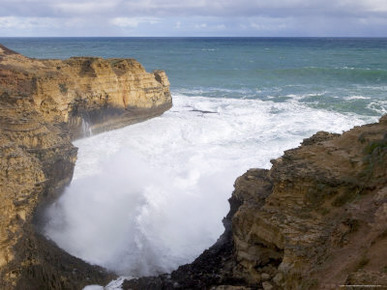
xmin=367 ymin=100 xmax=387 ymax=115
xmin=344 ymin=95 xmax=371 ymax=101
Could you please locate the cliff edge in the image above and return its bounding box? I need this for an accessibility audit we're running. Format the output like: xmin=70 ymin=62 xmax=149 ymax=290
xmin=123 ymin=115 xmax=387 ymax=289
xmin=0 ymin=44 xmax=171 ymax=289
xmin=0 ymin=44 xmax=171 ymax=139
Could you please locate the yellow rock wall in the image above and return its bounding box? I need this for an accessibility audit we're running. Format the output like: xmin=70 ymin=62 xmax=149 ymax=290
xmin=0 ymin=44 xmax=171 ymax=289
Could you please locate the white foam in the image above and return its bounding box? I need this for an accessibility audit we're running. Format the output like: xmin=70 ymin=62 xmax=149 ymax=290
xmin=83 ymin=286 xmax=104 ymax=290
xmin=344 ymin=95 xmax=371 ymax=100
xmin=367 ymin=100 xmax=387 ymax=115
xmin=44 ymin=94 xmax=375 ymax=277
xmin=83 ymin=276 xmax=128 ymax=290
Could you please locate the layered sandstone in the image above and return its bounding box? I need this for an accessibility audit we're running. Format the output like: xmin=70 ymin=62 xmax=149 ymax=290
xmin=0 ymin=44 xmax=171 ymax=139
xmin=230 ymin=116 xmax=387 ymax=289
xmin=1 ymin=43 xmax=386 ymax=289
xmin=124 ymin=115 xmax=387 ymax=289
xmin=0 ymin=44 xmax=171 ymax=289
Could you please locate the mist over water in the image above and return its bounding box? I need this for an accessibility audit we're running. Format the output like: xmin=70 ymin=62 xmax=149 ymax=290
xmin=44 ymin=94 xmax=375 ymax=276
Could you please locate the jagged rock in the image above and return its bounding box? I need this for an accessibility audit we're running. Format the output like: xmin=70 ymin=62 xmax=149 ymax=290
xmin=272 ymin=273 xmax=283 ymax=286
xmin=0 ymin=44 xmax=172 ymax=289
xmin=231 ymin=116 xmax=387 ymax=289
xmin=261 ymin=273 xmax=270 ymax=282
xmin=262 ymin=281 xmax=273 ymax=290
xmin=2 ymin=42 xmax=386 ymax=289
xmin=123 ymin=115 xmax=387 ymax=289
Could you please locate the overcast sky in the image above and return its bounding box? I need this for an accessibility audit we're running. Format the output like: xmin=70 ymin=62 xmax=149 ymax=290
xmin=1 ymin=0 xmax=387 ymax=37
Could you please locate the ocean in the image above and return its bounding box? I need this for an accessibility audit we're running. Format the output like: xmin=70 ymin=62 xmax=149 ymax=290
xmin=1 ymin=38 xmax=386 ymax=278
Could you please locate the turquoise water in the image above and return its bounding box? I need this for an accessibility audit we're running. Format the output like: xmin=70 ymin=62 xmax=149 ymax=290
xmin=3 ymin=38 xmax=385 ymax=278
xmin=1 ymin=37 xmax=386 ymax=116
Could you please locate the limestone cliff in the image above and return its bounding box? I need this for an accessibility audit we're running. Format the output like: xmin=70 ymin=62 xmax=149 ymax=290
xmin=0 ymin=44 xmax=171 ymax=139
xmin=123 ymin=115 xmax=387 ymax=289
xmin=0 ymin=44 xmax=171 ymax=289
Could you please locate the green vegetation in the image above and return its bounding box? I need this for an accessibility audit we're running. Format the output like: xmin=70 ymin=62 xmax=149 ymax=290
xmin=364 ymin=138 xmax=387 ymax=155
xmin=344 ymin=219 xmax=360 ymax=233
xmin=355 ymin=255 xmax=370 ymax=271
xmin=319 ymin=207 xmax=330 ymax=216
xmin=306 ymin=183 xmax=338 ymax=208
xmin=332 ymin=187 xmax=361 ymax=207
xmin=301 ymin=278 xmax=319 ymax=290
xmin=360 ymin=135 xmax=387 ymax=183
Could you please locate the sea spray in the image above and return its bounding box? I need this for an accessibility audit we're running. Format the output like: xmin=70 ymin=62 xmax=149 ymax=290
xmin=43 ymin=94 xmax=375 ymax=276
xmin=81 ymin=118 xmax=93 ymax=137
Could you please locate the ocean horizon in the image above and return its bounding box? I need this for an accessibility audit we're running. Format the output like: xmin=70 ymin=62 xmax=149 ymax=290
xmin=2 ymin=37 xmax=385 ymax=277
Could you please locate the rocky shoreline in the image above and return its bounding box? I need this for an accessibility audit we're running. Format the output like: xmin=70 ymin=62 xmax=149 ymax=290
xmin=123 ymin=115 xmax=387 ymax=289
xmin=1 ymin=44 xmax=386 ymax=290
xmin=0 ymin=44 xmax=171 ymax=289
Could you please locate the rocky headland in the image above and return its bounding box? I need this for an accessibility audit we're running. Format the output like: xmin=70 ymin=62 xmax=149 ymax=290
xmin=0 ymin=44 xmax=171 ymax=289
xmin=123 ymin=115 xmax=387 ymax=289
xmin=1 ymin=43 xmax=386 ymax=290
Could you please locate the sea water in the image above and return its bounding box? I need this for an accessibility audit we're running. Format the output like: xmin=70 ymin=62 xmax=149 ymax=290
xmin=1 ymin=38 xmax=385 ymax=276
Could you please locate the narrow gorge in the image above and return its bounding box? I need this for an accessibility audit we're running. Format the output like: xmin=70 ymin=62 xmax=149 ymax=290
xmin=0 ymin=44 xmax=386 ymax=290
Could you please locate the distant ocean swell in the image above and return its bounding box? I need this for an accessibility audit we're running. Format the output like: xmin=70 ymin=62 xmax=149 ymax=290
xmin=266 ymin=67 xmax=387 ymax=83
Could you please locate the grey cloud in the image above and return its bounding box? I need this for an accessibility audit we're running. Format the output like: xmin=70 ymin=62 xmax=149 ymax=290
xmin=0 ymin=0 xmax=386 ymax=36
xmin=2 ymin=0 xmax=386 ymax=18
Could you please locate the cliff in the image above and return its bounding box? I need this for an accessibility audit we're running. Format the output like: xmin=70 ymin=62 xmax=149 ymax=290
xmin=123 ymin=115 xmax=387 ymax=289
xmin=1 ymin=43 xmax=386 ymax=290
xmin=0 ymin=44 xmax=171 ymax=139
xmin=0 ymin=44 xmax=171 ymax=289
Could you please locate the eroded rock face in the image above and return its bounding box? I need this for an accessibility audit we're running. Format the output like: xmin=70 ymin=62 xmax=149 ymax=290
xmin=0 ymin=44 xmax=171 ymax=289
xmin=231 ymin=118 xmax=387 ymax=288
xmin=124 ymin=115 xmax=387 ymax=289
xmin=0 ymin=44 xmax=172 ymax=139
